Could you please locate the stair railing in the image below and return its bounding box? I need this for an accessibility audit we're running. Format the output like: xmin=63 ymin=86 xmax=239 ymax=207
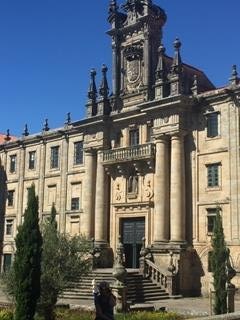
xmin=139 ymin=238 xmax=178 ymax=296
xmin=142 ymin=258 xmax=178 ymax=296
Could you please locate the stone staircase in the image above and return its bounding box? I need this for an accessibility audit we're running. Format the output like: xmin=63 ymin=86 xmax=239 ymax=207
xmin=62 ymin=269 xmax=170 ymax=303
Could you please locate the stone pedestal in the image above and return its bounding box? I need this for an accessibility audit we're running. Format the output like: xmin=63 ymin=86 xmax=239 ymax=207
xmin=112 ymin=283 xmax=128 ymax=313
xmin=227 ymin=284 xmax=237 ymax=313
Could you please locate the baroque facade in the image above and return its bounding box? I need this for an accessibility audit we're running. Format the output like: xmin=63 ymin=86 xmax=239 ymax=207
xmin=0 ymin=0 xmax=240 ymax=296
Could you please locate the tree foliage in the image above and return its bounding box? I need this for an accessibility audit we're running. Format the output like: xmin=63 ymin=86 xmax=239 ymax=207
xmin=37 ymin=204 xmax=91 ymax=320
xmin=13 ymin=184 xmax=42 ymax=320
xmin=211 ymin=207 xmax=228 ymax=315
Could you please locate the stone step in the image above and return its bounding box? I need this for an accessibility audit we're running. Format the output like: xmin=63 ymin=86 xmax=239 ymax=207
xmin=62 ymin=269 xmax=170 ymax=303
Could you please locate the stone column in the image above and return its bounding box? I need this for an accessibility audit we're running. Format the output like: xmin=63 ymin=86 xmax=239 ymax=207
xmin=170 ymin=134 xmax=186 ymax=242
xmin=153 ymin=137 xmax=170 ymax=243
xmin=94 ymin=150 xmax=108 ymax=247
xmin=82 ymin=149 xmax=96 ymax=238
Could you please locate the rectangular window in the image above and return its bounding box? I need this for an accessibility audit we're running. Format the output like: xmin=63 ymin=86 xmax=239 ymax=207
xmin=71 ymin=197 xmax=80 ymax=211
xmin=207 ymin=163 xmax=219 ymax=187
xmin=50 ymin=146 xmax=59 ymax=169
xmin=3 ymin=254 xmax=12 ymax=272
xmin=74 ymin=142 xmax=83 ymax=165
xmin=9 ymin=154 xmax=17 ymax=173
xmin=115 ymin=132 xmax=122 ymax=148
xmin=7 ymin=190 xmax=15 ymax=207
xmin=206 ymin=113 xmax=219 ymax=138
xmin=208 ymin=251 xmax=213 ymax=272
xmin=129 ymin=129 xmax=139 ymax=146
xmin=146 ymin=125 xmax=153 ymax=142
xmin=6 ymin=219 xmax=13 ymax=236
xmin=207 ymin=208 xmax=217 ymax=233
xmin=28 ymin=151 xmax=36 ymax=170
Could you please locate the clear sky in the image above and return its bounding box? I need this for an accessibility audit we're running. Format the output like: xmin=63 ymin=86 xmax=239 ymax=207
xmin=0 ymin=0 xmax=239 ymax=137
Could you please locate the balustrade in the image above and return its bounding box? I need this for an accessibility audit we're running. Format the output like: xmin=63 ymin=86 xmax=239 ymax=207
xmin=103 ymin=143 xmax=155 ymax=163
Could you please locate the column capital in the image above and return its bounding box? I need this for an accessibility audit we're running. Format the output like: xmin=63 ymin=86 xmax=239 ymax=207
xmin=154 ymin=134 xmax=169 ymax=143
xmin=83 ymin=147 xmax=97 ymax=156
xmin=169 ymin=130 xmax=188 ymax=139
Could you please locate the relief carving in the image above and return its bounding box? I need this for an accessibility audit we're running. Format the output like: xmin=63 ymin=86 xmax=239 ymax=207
xmin=144 ymin=179 xmax=153 ymax=199
xmin=115 ymin=183 xmax=122 ymax=201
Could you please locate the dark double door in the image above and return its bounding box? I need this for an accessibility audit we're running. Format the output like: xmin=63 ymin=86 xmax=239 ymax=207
xmin=121 ymin=218 xmax=145 ymax=268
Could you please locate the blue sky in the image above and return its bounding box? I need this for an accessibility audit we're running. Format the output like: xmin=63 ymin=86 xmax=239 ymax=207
xmin=0 ymin=0 xmax=239 ymax=137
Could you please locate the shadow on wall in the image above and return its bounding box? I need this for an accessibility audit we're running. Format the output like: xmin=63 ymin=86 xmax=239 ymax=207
xmin=0 ymin=157 xmax=7 ymax=267
xmin=181 ymin=247 xmax=205 ymax=297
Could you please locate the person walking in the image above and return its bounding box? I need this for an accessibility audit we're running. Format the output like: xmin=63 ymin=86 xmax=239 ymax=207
xmin=92 ymin=280 xmax=116 ymax=320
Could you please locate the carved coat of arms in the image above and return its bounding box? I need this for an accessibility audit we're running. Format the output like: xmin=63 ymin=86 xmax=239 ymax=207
xmin=127 ymin=58 xmax=141 ymax=84
xmin=124 ymin=45 xmax=143 ymax=90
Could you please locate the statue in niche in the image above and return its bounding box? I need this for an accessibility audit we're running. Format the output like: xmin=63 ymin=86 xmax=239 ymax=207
xmin=128 ymin=175 xmax=138 ymax=194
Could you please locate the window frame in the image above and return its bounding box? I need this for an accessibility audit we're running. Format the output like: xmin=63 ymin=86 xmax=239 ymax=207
xmin=5 ymin=219 xmax=13 ymax=236
xmin=71 ymin=197 xmax=80 ymax=211
xmin=50 ymin=146 xmax=59 ymax=169
xmin=74 ymin=141 xmax=83 ymax=165
xmin=7 ymin=190 xmax=15 ymax=207
xmin=129 ymin=128 xmax=139 ymax=146
xmin=9 ymin=154 xmax=17 ymax=173
xmin=206 ymin=208 xmax=220 ymax=234
xmin=206 ymin=163 xmax=220 ymax=188
xmin=206 ymin=112 xmax=219 ymax=138
xmin=28 ymin=151 xmax=36 ymax=170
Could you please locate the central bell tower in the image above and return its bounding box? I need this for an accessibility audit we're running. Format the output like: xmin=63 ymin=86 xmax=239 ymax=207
xmin=108 ymin=0 xmax=167 ymax=109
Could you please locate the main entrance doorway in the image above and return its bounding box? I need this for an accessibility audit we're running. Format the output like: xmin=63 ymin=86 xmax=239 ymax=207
xmin=121 ymin=218 xmax=145 ymax=268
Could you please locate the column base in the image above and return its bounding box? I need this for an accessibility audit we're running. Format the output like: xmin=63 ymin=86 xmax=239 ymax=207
xmin=151 ymin=241 xmax=187 ymax=253
xmin=94 ymin=240 xmax=109 ymax=249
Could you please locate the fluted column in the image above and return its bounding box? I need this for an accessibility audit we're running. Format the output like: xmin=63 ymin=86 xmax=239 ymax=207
xmin=82 ymin=149 xmax=96 ymax=238
xmin=153 ymin=137 xmax=170 ymax=243
xmin=94 ymin=150 xmax=108 ymax=247
xmin=170 ymin=134 xmax=186 ymax=242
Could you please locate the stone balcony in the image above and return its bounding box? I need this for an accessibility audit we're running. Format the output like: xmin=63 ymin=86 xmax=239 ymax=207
xmin=103 ymin=143 xmax=155 ymax=164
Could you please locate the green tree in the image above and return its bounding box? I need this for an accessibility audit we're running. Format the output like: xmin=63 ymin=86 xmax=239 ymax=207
xmin=14 ymin=184 xmax=42 ymax=320
xmin=37 ymin=204 xmax=91 ymax=320
xmin=211 ymin=207 xmax=228 ymax=315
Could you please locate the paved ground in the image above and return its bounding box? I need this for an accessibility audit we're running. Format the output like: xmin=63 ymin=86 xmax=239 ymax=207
xmin=57 ymin=295 xmax=240 ymax=317
xmin=1 ymin=288 xmax=240 ymax=317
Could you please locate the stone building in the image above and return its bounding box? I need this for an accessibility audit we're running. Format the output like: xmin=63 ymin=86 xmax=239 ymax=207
xmin=0 ymin=0 xmax=240 ymax=296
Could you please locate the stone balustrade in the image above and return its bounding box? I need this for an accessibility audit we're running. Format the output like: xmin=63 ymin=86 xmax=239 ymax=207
xmin=103 ymin=143 xmax=155 ymax=163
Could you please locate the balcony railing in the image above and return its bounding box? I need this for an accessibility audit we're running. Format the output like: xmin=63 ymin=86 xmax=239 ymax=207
xmin=103 ymin=143 xmax=155 ymax=164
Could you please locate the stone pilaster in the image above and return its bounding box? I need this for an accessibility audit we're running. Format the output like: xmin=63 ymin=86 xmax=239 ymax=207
xmin=94 ymin=150 xmax=108 ymax=247
xmin=38 ymin=141 xmax=46 ymax=215
xmin=170 ymin=134 xmax=186 ymax=242
xmin=82 ymin=149 xmax=96 ymax=238
xmin=17 ymin=146 xmax=25 ymax=227
xmin=153 ymin=137 xmax=170 ymax=243
xmin=59 ymin=136 xmax=69 ymax=233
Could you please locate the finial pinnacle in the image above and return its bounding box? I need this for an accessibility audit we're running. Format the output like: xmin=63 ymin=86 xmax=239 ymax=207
xmin=23 ymin=124 xmax=29 ymax=136
xmin=65 ymin=112 xmax=71 ymax=125
xmin=4 ymin=129 xmax=11 ymax=141
xmin=229 ymin=64 xmax=239 ymax=85
xmin=99 ymin=64 xmax=109 ymax=99
xmin=43 ymin=119 xmax=49 ymax=132
xmin=88 ymin=68 xmax=97 ymax=101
